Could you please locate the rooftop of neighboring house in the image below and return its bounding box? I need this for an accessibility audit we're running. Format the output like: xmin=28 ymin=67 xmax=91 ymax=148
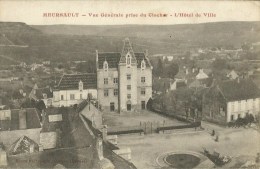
xmin=175 ymin=68 xmax=197 ymax=80
xmin=54 ymin=73 xmax=97 ymax=90
xmin=0 ymin=108 xmax=41 ymax=131
xmin=212 ymin=78 xmax=260 ymax=101
xmin=97 ymin=38 xmax=152 ymax=69
xmin=188 ymin=78 xmax=214 ymax=89
xmin=41 ymin=104 xmax=136 ymax=169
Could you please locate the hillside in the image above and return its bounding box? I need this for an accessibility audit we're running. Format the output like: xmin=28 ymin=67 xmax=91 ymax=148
xmin=33 ymin=21 xmax=260 ymax=47
xmin=0 ymin=21 xmax=260 ymax=67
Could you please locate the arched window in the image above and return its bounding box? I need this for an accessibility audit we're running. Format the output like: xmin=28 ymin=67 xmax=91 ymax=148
xmin=79 ymin=80 xmax=83 ymax=91
xmin=103 ymin=61 xmax=108 ymax=71
xmin=126 ymin=55 xmax=131 ymax=65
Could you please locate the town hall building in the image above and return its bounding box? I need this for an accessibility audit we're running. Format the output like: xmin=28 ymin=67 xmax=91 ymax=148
xmin=96 ymin=38 xmax=153 ymax=113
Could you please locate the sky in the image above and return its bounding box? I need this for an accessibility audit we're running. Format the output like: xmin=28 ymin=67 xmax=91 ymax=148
xmin=0 ymin=1 xmax=259 ymax=25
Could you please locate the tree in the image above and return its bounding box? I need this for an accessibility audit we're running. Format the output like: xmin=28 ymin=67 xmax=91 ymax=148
xmin=75 ymin=60 xmax=96 ymax=73
xmin=212 ymin=59 xmax=228 ymax=70
xmin=35 ymin=100 xmax=46 ymax=112
xmin=156 ymin=59 xmax=164 ymax=77
xmin=166 ymin=63 xmax=179 ymax=79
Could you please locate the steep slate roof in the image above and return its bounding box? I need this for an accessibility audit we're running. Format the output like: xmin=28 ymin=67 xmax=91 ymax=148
xmin=98 ymin=53 xmax=121 ymax=69
xmin=98 ymin=52 xmax=150 ymax=69
xmin=0 ymin=108 xmax=41 ymax=131
xmin=97 ymin=38 xmax=151 ymax=69
xmin=218 ymin=79 xmax=260 ymax=101
xmin=57 ymin=73 xmax=97 ymax=90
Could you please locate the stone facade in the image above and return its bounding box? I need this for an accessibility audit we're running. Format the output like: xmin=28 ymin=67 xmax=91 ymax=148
xmin=97 ymin=38 xmax=152 ymax=113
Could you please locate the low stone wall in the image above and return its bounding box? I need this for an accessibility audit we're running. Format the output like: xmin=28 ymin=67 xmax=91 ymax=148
xmin=113 ymin=148 xmax=131 ymax=161
xmin=107 ymin=135 xmax=118 ymax=145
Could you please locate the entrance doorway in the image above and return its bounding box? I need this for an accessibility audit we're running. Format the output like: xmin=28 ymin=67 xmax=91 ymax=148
xmin=126 ymin=100 xmax=131 ymax=111
xmin=141 ymin=101 xmax=146 ymax=110
xmin=127 ymin=104 xmax=131 ymax=111
xmin=110 ymin=102 xmax=115 ymax=111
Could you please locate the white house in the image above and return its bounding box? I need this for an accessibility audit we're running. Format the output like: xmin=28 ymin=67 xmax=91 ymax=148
xmin=226 ymin=70 xmax=239 ymax=80
xmin=196 ymin=69 xmax=209 ymax=80
xmin=52 ymin=74 xmax=97 ymax=107
xmin=203 ymin=79 xmax=260 ymax=124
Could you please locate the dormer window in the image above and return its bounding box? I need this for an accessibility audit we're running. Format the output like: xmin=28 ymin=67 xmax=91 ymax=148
xmin=103 ymin=61 xmax=108 ymax=71
xmin=141 ymin=59 xmax=146 ymax=70
xmin=126 ymin=55 xmax=131 ymax=65
xmin=79 ymin=80 xmax=83 ymax=91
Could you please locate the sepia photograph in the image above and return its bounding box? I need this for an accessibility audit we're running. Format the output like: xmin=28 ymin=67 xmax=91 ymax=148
xmin=0 ymin=1 xmax=259 ymax=169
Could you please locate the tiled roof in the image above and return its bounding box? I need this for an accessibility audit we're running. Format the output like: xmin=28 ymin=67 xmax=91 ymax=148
xmin=98 ymin=53 xmax=121 ymax=69
xmin=218 ymin=79 xmax=260 ymax=101
xmin=189 ymin=78 xmax=213 ymax=88
xmin=135 ymin=52 xmax=150 ymax=68
xmin=98 ymin=52 xmax=150 ymax=69
xmin=0 ymin=108 xmax=41 ymax=131
xmin=57 ymin=73 xmax=97 ymax=90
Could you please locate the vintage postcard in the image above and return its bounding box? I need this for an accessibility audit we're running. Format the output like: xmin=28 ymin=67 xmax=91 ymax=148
xmin=0 ymin=1 xmax=259 ymax=169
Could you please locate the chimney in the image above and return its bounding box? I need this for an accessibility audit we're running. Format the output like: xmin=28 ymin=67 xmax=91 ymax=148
xmin=19 ymin=109 xmax=27 ymax=129
xmin=199 ymin=69 xmax=204 ymax=73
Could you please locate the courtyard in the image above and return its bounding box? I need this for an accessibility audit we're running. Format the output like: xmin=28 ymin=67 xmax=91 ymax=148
xmin=115 ymin=124 xmax=260 ymax=169
xmin=102 ymin=110 xmax=187 ymax=128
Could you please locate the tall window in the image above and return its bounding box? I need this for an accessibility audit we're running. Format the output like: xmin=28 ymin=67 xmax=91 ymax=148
xmin=238 ymin=101 xmax=241 ymax=111
xmin=104 ymin=78 xmax=108 ymax=84
xmin=141 ymin=60 xmax=146 ymax=70
xmin=127 ymin=94 xmax=131 ymax=99
xmin=141 ymin=88 xmax=146 ymax=95
xmin=113 ymin=78 xmax=118 ymax=84
xmin=141 ymin=77 xmax=145 ymax=83
xmin=127 ymin=55 xmax=131 ymax=65
xmin=70 ymin=94 xmax=75 ymax=100
xmin=114 ymin=89 xmax=118 ymax=96
xmin=104 ymin=89 xmax=109 ymax=97
xmin=127 ymin=85 xmax=131 ymax=90
xmin=61 ymin=95 xmax=64 ymax=100
xmin=231 ymin=103 xmax=234 ymax=112
xmin=127 ymin=74 xmax=131 ymax=80
xmin=80 ymin=94 xmax=82 ymax=100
